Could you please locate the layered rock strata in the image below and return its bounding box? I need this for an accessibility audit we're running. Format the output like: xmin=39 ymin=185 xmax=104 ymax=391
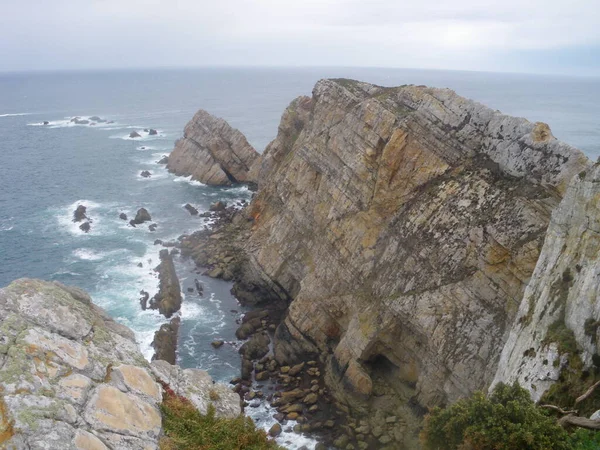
xmin=492 ymin=164 xmax=600 ymax=403
xmin=172 ymin=78 xmax=591 ymax=445
xmin=0 ymin=279 xmax=239 ymax=449
xmin=167 ymin=109 xmax=260 ymax=185
xmin=244 ymin=79 xmax=590 ymax=411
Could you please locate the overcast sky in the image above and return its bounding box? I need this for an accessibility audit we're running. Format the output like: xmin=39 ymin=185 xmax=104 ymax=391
xmin=1 ymin=0 xmax=598 ymax=75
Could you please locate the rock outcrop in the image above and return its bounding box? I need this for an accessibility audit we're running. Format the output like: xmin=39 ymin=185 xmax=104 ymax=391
xmin=189 ymin=78 xmax=590 ymax=443
xmin=167 ymin=109 xmax=260 ymax=185
xmin=149 ymin=249 xmax=182 ymax=318
xmin=492 ymin=164 xmax=600 ymax=402
xmin=152 ymin=317 xmax=180 ymax=365
xmin=0 ymin=279 xmax=240 ymax=449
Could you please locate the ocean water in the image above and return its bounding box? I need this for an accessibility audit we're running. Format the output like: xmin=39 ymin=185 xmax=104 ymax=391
xmin=1 ymin=67 xmax=599 ymax=448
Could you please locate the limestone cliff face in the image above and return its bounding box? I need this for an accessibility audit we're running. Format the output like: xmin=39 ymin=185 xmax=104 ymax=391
xmin=239 ymin=78 xmax=590 ymax=417
xmin=0 ymin=279 xmax=239 ymax=450
xmin=167 ymin=109 xmax=260 ymax=185
xmin=492 ymin=164 xmax=600 ymax=401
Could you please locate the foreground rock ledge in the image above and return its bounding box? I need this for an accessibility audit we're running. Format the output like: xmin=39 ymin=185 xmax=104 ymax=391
xmin=0 ymin=279 xmax=240 ymax=450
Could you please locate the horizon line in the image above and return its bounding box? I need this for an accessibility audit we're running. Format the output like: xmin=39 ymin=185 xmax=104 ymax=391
xmin=0 ymin=64 xmax=598 ymax=80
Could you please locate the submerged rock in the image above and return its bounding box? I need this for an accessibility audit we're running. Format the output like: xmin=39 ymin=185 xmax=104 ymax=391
xmin=148 ymin=129 xmax=158 ymax=135
xmin=119 ymin=212 xmax=128 ymax=220
xmin=129 ymin=131 xmax=141 ymax=138
xmin=140 ymin=170 xmax=152 ymax=178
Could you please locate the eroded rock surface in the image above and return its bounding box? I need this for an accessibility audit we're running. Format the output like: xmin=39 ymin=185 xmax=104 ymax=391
xmin=151 ymin=360 xmax=240 ymax=419
xmin=0 ymin=279 xmax=159 ymax=449
xmin=492 ymin=164 xmax=600 ymax=401
xmin=189 ymin=78 xmax=590 ymax=443
xmin=167 ymin=109 xmax=260 ymax=185
xmin=0 ymin=279 xmax=240 ymax=449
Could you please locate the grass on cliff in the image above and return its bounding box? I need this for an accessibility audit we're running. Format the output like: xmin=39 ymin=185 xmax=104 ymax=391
xmin=159 ymin=383 xmax=284 ymax=450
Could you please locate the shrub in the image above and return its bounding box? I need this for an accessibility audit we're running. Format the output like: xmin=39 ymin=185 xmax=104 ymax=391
xmin=569 ymin=429 xmax=600 ymax=450
xmin=420 ymin=382 xmax=572 ymax=450
xmin=159 ymin=383 xmax=284 ymax=450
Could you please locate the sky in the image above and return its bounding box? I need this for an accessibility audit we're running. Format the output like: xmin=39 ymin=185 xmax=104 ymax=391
xmin=0 ymin=0 xmax=599 ymax=75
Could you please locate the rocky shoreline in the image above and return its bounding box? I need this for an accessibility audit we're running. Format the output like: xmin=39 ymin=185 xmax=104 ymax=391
xmin=159 ymin=77 xmax=598 ymax=450
xmin=173 ymin=204 xmax=405 ymax=449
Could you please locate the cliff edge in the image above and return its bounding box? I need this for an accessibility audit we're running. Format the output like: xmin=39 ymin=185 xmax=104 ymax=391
xmin=492 ymin=163 xmax=600 ymax=407
xmin=0 ymin=279 xmax=240 ymax=450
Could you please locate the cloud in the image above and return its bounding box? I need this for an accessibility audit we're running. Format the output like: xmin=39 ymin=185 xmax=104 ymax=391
xmin=0 ymin=0 xmax=598 ymax=74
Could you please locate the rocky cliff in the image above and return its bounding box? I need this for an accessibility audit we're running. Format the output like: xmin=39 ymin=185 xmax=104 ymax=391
xmin=167 ymin=109 xmax=260 ymax=185
xmin=245 ymin=78 xmax=589 ymax=410
xmin=174 ymin=78 xmax=592 ymax=446
xmin=0 ymin=279 xmax=240 ymax=450
xmin=492 ymin=163 xmax=600 ymax=406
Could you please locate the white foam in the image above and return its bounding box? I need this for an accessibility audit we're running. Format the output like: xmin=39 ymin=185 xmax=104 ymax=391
xmin=246 ymin=402 xmax=320 ymax=450
xmin=72 ymin=248 xmax=106 ymax=261
xmin=28 ymin=116 xmax=119 ymax=129
xmin=0 ymin=112 xmax=32 ymax=117
xmin=55 ymin=200 xmax=105 ymax=236
xmin=180 ymin=301 xmax=205 ymax=320
xmin=0 ymin=216 xmax=15 ymax=232
xmin=173 ymin=175 xmax=206 ymax=187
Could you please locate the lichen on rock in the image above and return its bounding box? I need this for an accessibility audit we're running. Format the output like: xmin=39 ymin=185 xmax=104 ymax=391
xmin=0 ymin=279 xmax=240 ymax=449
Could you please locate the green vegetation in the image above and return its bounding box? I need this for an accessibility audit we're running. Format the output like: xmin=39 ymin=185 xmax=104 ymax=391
xmin=159 ymin=382 xmax=284 ymax=450
xmin=569 ymin=429 xmax=600 ymax=450
xmin=544 ymin=319 xmax=579 ymax=355
xmin=421 ymin=382 xmax=573 ymax=450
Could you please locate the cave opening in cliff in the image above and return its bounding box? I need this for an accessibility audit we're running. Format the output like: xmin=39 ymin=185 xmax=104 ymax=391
xmin=365 ymin=354 xmax=402 ymax=387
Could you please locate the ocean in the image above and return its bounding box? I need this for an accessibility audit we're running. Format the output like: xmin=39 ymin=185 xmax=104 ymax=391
xmin=0 ymin=67 xmax=599 ymax=448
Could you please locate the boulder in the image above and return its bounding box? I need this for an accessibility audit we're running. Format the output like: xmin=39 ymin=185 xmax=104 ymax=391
xmin=73 ymin=204 xmax=87 ymax=222
xmin=119 ymin=212 xmax=128 ymax=220
xmin=269 ymin=423 xmax=282 ymax=437
xmin=211 ymin=340 xmax=225 ymax=348
xmin=43 ymin=121 xmax=49 ymax=125
xmin=132 ymin=207 xmax=151 ymax=225
xmin=140 ymin=170 xmax=152 ymax=178
xmin=79 ymin=221 xmax=91 ymax=233
xmin=210 ymin=201 xmax=226 ymax=212
xmin=184 ymin=203 xmax=199 ymax=215
xmin=148 ymin=129 xmax=158 ymax=135
xmin=239 ymin=332 xmax=271 ymax=360
xmin=157 ymin=155 xmax=169 ymax=164
xmin=129 ymin=131 xmax=141 ymax=138
xmin=148 ymin=223 xmax=157 ymax=232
